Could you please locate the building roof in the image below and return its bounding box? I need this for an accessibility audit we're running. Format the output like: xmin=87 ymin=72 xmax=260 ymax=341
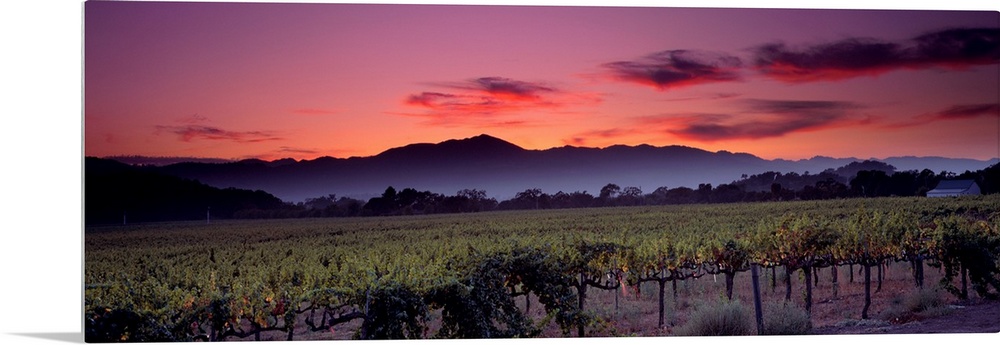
xmin=929 ymin=180 xmax=978 ymax=193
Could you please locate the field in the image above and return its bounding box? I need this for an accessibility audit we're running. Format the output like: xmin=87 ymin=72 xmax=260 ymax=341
xmin=84 ymin=196 xmax=1000 ymax=341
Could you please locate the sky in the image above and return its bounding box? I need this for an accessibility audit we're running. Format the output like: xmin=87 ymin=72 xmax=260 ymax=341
xmin=84 ymin=1 xmax=1000 ymax=161
xmin=2 ymin=1 xmax=1000 ymax=342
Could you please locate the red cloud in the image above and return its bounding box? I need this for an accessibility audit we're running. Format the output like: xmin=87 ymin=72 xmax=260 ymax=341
xmin=402 ymin=76 xmax=600 ymax=127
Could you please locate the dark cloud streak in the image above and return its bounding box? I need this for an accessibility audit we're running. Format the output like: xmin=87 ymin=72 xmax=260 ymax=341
xmin=753 ymin=27 xmax=1000 ymax=82
xmin=602 ymin=50 xmax=743 ymax=90
xmin=658 ymin=100 xmax=860 ymax=141
xmin=932 ymin=103 xmax=1000 ymax=120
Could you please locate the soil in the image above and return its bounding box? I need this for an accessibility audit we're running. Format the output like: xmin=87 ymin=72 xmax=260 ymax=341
xmin=812 ymin=298 xmax=1000 ymax=334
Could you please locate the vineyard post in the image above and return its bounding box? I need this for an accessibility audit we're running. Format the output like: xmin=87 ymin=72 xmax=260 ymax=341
xmin=770 ymin=266 xmax=776 ymax=292
xmin=658 ymin=278 xmax=666 ymax=328
xmin=802 ymin=265 xmax=813 ymax=314
xmin=577 ymin=272 xmax=587 ymax=337
xmin=814 ymin=266 xmax=819 ymax=286
xmin=862 ymin=262 xmax=871 ymax=319
xmin=831 ymin=265 xmax=838 ymax=298
xmin=751 ymin=263 xmax=764 ymax=335
xmin=961 ymin=265 xmax=969 ymax=300
xmin=861 ymin=223 xmax=871 ymax=319
xmin=784 ymin=266 xmax=793 ymax=301
xmin=876 ymin=263 xmax=883 ymax=293
xmin=672 ymin=278 xmax=678 ymax=302
xmin=525 ymin=292 xmax=531 ymax=315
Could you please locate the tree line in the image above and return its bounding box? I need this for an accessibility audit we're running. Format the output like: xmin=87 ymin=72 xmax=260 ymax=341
xmin=86 ymin=156 xmax=1000 ymax=224
xmin=298 ymin=161 xmax=1000 ymax=216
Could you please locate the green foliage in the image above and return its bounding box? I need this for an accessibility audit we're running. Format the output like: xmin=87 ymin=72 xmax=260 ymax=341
xmin=929 ymin=214 xmax=1000 ymax=299
xmin=426 ymin=251 xmax=536 ymax=338
xmin=359 ymin=283 xmax=428 ymax=339
xmin=85 ymin=307 xmax=187 ymax=342
xmin=675 ymin=298 xmax=754 ymax=336
xmin=84 ymin=195 xmax=1000 ymax=339
xmin=762 ymin=302 xmax=812 ymax=335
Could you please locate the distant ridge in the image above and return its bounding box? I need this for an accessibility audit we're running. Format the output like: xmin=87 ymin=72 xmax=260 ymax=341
xmin=110 ymin=134 xmax=998 ymax=202
xmin=103 ymin=155 xmax=235 ymax=166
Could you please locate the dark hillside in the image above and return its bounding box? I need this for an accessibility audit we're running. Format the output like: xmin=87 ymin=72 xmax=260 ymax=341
xmin=85 ymin=157 xmax=290 ymax=225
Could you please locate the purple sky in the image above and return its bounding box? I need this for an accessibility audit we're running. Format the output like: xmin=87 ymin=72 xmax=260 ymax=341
xmin=84 ymin=1 xmax=999 ymax=161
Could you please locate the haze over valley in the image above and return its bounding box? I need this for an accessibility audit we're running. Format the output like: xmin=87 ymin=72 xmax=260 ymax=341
xmin=98 ymin=134 xmax=999 ymax=202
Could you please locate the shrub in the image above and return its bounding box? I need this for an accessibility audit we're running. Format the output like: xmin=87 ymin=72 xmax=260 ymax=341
xmin=879 ymin=287 xmax=948 ymax=322
xmin=762 ymin=302 xmax=811 ymax=335
xmin=903 ymin=288 xmax=945 ymax=313
xmin=674 ymin=298 xmax=753 ymax=336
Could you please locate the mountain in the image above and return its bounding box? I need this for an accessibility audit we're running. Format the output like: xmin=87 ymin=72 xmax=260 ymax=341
xmin=85 ymin=157 xmax=290 ymax=225
xmin=136 ymin=134 xmax=998 ymax=202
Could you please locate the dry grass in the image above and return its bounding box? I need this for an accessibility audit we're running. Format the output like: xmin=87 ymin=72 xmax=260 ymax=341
xmin=879 ymin=287 xmax=950 ymax=323
xmin=673 ymin=297 xmax=754 ymax=336
xmin=762 ymin=301 xmax=811 ymax=335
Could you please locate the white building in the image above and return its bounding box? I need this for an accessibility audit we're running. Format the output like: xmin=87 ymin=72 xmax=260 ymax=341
xmin=927 ymin=180 xmax=981 ymax=197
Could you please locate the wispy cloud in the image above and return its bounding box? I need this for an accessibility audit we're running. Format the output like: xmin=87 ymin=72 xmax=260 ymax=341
xmin=277 ymin=146 xmax=320 ymax=155
xmin=665 ymin=100 xmax=860 ymax=141
xmin=602 ymin=50 xmax=743 ymax=90
xmin=292 ymin=108 xmax=339 ymax=115
xmin=401 ymin=76 xmax=600 ymax=127
xmin=752 ymin=27 xmax=999 ymax=82
xmin=562 ymin=128 xmax=641 ymax=146
xmin=929 ymin=103 xmax=1000 ymax=120
xmin=661 ymin=92 xmax=743 ymax=102
xmin=440 ymin=77 xmax=558 ymax=101
xmin=564 ymin=99 xmax=862 ymax=145
xmin=884 ymin=102 xmax=1000 ymax=128
xmin=155 ymin=125 xmax=283 ymax=143
xmin=177 ymin=113 xmax=210 ymax=124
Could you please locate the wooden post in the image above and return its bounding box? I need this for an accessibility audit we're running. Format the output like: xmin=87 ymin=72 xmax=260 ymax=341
xmin=658 ymin=279 xmax=666 ymax=327
xmin=862 ymin=263 xmax=871 ymax=319
xmin=751 ymin=264 xmax=764 ymax=335
xmin=831 ymin=265 xmax=839 ymax=298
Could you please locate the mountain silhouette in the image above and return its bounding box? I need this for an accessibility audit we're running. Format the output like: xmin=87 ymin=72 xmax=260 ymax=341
xmin=137 ymin=134 xmax=997 ymax=202
xmin=85 ymin=157 xmax=289 ymax=225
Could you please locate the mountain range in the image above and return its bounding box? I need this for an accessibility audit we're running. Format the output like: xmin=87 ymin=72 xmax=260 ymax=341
xmin=111 ymin=134 xmax=998 ymax=202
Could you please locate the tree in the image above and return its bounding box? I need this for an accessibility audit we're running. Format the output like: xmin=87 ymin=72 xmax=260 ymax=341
xmin=599 ymin=183 xmax=621 ymax=204
xmin=456 ymin=189 xmax=497 ymax=212
xmin=512 ymin=188 xmax=546 ymax=210
xmin=619 ymin=186 xmax=643 ymax=206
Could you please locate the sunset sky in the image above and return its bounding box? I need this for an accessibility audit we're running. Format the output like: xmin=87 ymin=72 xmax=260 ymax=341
xmin=84 ymin=1 xmax=1000 ymax=161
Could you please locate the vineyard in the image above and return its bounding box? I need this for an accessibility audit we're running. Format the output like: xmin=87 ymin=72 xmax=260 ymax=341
xmin=84 ymin=195 xmax=1000 ymax=341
